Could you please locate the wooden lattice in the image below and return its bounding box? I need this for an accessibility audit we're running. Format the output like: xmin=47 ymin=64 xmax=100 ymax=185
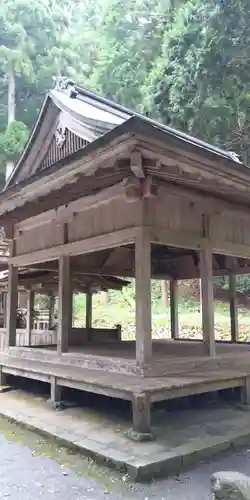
xmin=38 ymin=129 xmax=88 ymax=172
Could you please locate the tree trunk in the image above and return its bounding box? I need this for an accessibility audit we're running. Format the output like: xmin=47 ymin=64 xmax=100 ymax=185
xmin=6 ymin=67 xmax=15 ymax=181
xmin=161 ymin=280 xmax=169 ymax=307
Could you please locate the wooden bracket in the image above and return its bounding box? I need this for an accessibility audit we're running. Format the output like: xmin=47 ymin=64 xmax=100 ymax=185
xmin=130 ymin=150 xmax=145 ymax=179
xmin=2 ymin=222 xmax=14 ymax=240
xmin=124 ymin=176 xmax=158 ymax=202
xmin=124 ymin=177 xmax=141 ymax=202
xmin=142 ymin=176 xmax=158 ymax=198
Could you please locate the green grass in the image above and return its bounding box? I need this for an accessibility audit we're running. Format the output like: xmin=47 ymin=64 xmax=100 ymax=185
xmin=72 ymin=289 xmax=250 ymax=342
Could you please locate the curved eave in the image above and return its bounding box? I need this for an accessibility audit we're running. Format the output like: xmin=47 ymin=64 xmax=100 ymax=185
xmin=75 ymin=85 xmax=242 ymax=164
xmin=0 ymin=116 xmax=250 ymax=224
xmin=7 ymin=83 xmax=243 ymax=191
xmin=5 ymin=94 xmax=53 ymax=189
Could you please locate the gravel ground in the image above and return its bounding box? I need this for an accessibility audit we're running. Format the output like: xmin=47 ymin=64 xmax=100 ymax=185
xmin=1 ymin=423 xmax=250 ymax=500
xmin=0 ymin=434 xmax=120 ymax=500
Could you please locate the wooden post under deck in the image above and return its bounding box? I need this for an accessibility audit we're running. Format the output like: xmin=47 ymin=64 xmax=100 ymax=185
xmin=26 ymin=290 xmax=35 ymax=345
xmin=86 ymin=290 xmax=92 ymax=329
xmin=135 ymin=228 xmax=152 ymax=367
xmin=229 ymin=274 xmax=239 ymax=342
xmin=57 ymin=255 xmax=71 ymax=353
xmin=170 ymin=279 xmax=179 ymax=339
xmin=200 ymin=247 xmax=215 ymax=357
xmin=6 ymin=264 xmax=18 ymax=347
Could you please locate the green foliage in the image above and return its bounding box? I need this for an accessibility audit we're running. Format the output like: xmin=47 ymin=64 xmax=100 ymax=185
xmin=143 ymin=0 xmax=250 ymax=161
xmin=214 ymin=275 xmax=250 ymax=293
xmin=1 ymin=0 xmax=250 ymax=172
xmin=0 ymin=120 xmax=28 ymax=161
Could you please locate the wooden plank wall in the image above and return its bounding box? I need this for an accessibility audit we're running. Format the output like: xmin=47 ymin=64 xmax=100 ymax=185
xmin=151 ymin=185 xmax=250 ymax=254
xmin=16 ymin=223 xmax=63 ymax=255
xmin=151 ymin=186 xmax=203 ymax=236
xmin=67 ymin=197 xmax=141 ymax=242
xmin=13 ymin=181 xmax=250 ymax=258
xmin=210 ymin=212 xmax=250 ymax=247
xmin=14 ymin=197 xmax=142 ymax=256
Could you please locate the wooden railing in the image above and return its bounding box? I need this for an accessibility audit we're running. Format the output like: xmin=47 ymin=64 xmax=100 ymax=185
xmin=0 ymin=329 xmax=57 ymax=350
xmin=0 ymin=325 xmax=122 ymax=351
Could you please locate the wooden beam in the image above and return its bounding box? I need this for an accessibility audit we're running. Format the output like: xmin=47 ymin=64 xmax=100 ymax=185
xmin=9 ymin=227 xmax=137 ymax=267
xmin=135 ymin=227 xmax=152 ymax=366
xmin=26 ymin=290 xmax=35 ymax=345
xmin=150 ymin=227 xmax=205 ymax=250
xmin=6 ymin=265 xmax=18 ymax=347
xmin=86 ymin=291 xmax=92 ymax=329
xmin=200 ymin=247 xmax=215 ymax=357
xmin=229 ymin=274 xmax=239 ymax=342
xmin=170 ymin=279 xmax=179 ymax=339
xmin=57 ymin=255 xmax=71 ymax=354
xmin=151 ymin=226 xmax=250 ymax=260
xmin=27 ymin=260 xmax=250 ymax=281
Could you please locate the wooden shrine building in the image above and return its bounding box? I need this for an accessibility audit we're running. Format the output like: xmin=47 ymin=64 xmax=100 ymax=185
xmin=1 ymin=78 xmax=250 ymax=436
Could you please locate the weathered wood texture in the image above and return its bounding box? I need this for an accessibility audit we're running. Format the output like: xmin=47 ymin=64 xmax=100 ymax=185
xmin=38 ymin=129 xmax=88 ymax=173
xmin=2 ymin=339 xmax=250 ymax=381
xmin=0 ymin=329 xmax=56 ymax=350
xmin=57 ymin=255 xmax=71 ymax=353
xmin=200 ymin=248 xmax=215 ymax=357
xmin=1 ymin=344 xmax=250 ymax=406
xmin=6 ymin=265 xmax=18 ymax=347
xmin=69 ymin=327 xmax=121 ymax=346
xmin=0 ymin=327 xmax=122 ymax=351
xmin=50 ymin=376 xmax=62 ymax=404
xmin=151 ymin=185 xmax=203 ymax=236
xmin=170 ymin=280 xmax=179 ymax=339
xmin=149 ymin=184 xmax=250 ymax=257
xmin=85 ymin=291 xmax=92 ymax=329
xmin=132 ymin=392 xmax=151 ymax=434
xmin=14 ymin=195 xmax=142 ymax=257
xmin=26 ymin=290 xmax=35 ymax=345
xmin=229 ymin=274 xmax=239 ymax=342
xmin=135 ymin=228 xmax=152 ymax=367
xmin=11 ymin=181 xmax=250 ymax=262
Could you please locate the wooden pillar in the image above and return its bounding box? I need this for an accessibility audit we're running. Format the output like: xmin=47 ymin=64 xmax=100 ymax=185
xmin=0 ymin=366 xmax=7 ymax=386
xmin=3 ymin=292 xmax=7 ymax=328
xmin=70 ymin=293 xmax=73 ymax=328
xmin=132 ymin=392 xmax=151 ymax=435
xmin=26 ymin=290 xmax=35 ymax=345
xmin=50 ymin=375 xmax=62 ymax=407
xmin=57 ymin=255 xmax=71 ymax=354
xmin=135 ymin=228 xmax=152 ymax=367
xmin=170 ymin=279 xmax=179 ymax=339
xmin=229 ymin=274 xmax=239 ymax=342
xmin=48 ymin=292 xmax=55 ymax=330
xmin=161 ymin=280 xmax=168 ymax=307
xmin=200 ymin=247 xmax=215 ymax=357
xmin=241 ymin=377 xmax=250 ymax=406
xmin=6 ymin=265 xmax=18 ymax=347
xmin=86 ymin=290 xmax=92 ymax=329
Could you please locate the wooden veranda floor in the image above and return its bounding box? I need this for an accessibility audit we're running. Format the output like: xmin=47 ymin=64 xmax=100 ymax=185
xmin=1 ymin=339 xmax=250 ymax=404
xmin=27 ymin=338 xmax=250 ymax=358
